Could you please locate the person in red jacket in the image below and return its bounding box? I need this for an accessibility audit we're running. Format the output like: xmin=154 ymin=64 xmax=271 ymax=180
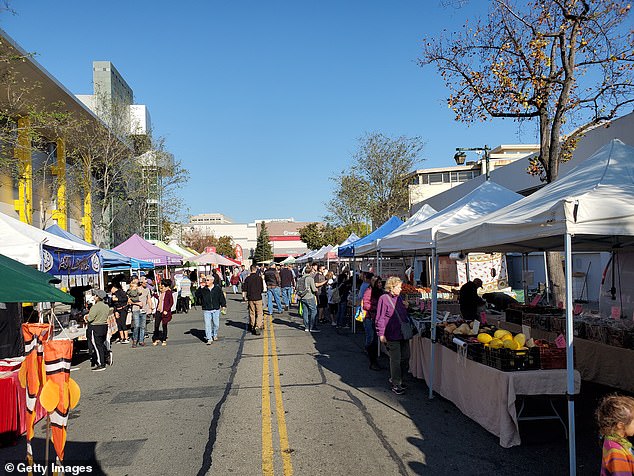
xmin=153 ymin=279 xmax=173 ymax=346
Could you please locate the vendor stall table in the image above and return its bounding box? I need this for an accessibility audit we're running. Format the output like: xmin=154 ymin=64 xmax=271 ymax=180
xmin=0 ymin=364 xmax=46 ymax=446
xmin=487 ymin=315 xmax=634 ymax=393
xmin=409 ymin=336 xmax=581 ymax=448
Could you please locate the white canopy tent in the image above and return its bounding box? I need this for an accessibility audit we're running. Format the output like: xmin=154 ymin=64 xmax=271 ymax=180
xmin=295 ymin=246 xmax=325 ymax=264
xmin=0 ymin=211 xmax=96 ymax=266
xmin=376 ymin=181 xmax=522 ymax=254
xmin=375 ymin=181 xmax=523 ymax=413
xmin=435 ymin=139 xmax=634 ymax=476
xmin=311 ymin=245 xmax=334 ymax=261
xmin=355 ymin=204 xmax=437 ymax=256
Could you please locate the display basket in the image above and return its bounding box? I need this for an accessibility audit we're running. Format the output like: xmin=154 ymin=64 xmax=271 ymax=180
xmin=466 ymin=342 xmax=485 ymax=363
xmin=529 ymin=346 xmax=567 ymax=370
xmin=484 ymin=347 xmax=538 ymax=372
xmin=550 ymin=316 xmax=566 ymax=335
xmin=603 ymin=324 xmax=634 ymax=349
xmin=584 ymin=320 xmax=607 ymax=344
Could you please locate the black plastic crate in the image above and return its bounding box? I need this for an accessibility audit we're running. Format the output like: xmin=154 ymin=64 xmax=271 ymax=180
xmin=484 ymin=347 xmax=538 ymax=371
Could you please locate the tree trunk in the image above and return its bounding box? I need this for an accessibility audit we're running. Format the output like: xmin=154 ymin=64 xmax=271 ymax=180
xmin=546 ymin=251 xmax=566 ymax=308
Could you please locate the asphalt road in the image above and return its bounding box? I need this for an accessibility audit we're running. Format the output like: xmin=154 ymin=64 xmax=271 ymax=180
xmin=0 ymin=291 xmax=604 ymax=475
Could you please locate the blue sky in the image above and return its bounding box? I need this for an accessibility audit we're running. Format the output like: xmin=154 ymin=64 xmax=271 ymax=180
xmin=1 ymin=1 xmax=536 ymax=223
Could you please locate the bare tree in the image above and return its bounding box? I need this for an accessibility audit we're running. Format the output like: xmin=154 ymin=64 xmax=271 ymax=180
xmin=326 ymin=132 xmax=424 ymax=229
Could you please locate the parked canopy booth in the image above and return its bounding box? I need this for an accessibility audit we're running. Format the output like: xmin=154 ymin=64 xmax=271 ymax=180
xmin=113 ymin=234 xmax=182 ymax=282
xmin=0 ymin=253 xmax=74 ymax=444
xmin=0 ymin=212 xmax=100 ymax=288
xmin=45 ymin=225 xmax=154 ymax=287
xmin=338 ymin=217 xmax=404 ymax=330
xmin=432 ymin=139 xmax=634 ymax=475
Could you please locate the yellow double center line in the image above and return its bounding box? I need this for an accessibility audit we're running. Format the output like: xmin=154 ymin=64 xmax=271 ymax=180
xmin=262 ymin=313 xmax=293 ymax=475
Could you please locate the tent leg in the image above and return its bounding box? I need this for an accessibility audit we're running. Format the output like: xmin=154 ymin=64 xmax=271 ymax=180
xmin=565 ymin=233 xmax=577 ymax=476
xmin=522 ymin=253 xmax=529 ymax=305
xmin=352 ymin=256 xmax=356 ymax=333
xmin=543 ymin=252 xmax=550 ymax=306
xmin=428 ymin=249 xmax=438 ymax=400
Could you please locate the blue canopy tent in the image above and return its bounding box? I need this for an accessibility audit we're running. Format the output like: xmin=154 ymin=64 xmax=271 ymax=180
xmin=337 ymin=216 xmax=404 ymax=258
xmin=337 ymin=216 xmax=403 ymax=331
xmin=45 ymin=225 xmax=153 ymax=271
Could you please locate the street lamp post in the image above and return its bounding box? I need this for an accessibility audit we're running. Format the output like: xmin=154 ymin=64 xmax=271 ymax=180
xmin=454 ymin=145 xmax=491 ymax=181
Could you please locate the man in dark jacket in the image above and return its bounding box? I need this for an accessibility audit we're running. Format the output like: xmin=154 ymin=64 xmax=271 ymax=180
xmin=195 ymin=275 xmax=227 ymax=344
xmin=243 ymin=265 xmax=265 ymax=335
xmin=279 ymin=264 xmax=295 ymax=310
xmin=459 ymin=278 xmax=485 ymax=320
xmin=264 ymin=263 xmax=283 ymax=316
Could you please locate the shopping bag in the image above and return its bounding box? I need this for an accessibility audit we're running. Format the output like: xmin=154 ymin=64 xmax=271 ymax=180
xmin=298 ymin=301 xmax=303 ymax=316
xmin=291 ymin=292 xmax=297 ymax=305
xmin=354 ymin=306 xmax=366 ymax=322
xmin=126 ymin=310 xmax=132 ymax=326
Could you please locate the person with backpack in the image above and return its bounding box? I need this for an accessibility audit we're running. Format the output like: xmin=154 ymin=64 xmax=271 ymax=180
xmin=243 ymin=265 xmax=265 ymax=335
xmin=296 ymin=266 xmax=318 ymax=332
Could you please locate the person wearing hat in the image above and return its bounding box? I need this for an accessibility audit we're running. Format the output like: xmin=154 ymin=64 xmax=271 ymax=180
xmin=85 ymin=289 xmax=111 ymax=372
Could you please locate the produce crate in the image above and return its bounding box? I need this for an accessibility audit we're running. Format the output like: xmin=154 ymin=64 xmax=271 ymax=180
xmin=466 ymin=342 xmax=485 ymax=363
xmin=529 ymin=346 xmax=567 ymax=370
xmin=484 ymin=347 xmax=538 ymax=372
xmin=584 ymin=321 xmax=607 ymax=344
xmin=573 ymin=319 xmax=586 ymax=339
xmin=505 ymin=308 xmax=523 ymax=325
xmin=604 ymin=325 xmax=634 ymax=349
xmin=550 ymin=316 xmax=566 ymax=335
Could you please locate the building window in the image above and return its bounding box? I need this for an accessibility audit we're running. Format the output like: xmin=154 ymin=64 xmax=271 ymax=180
xmin=428 ymin=173 xmax=444 ymax=184
xmin=410 ymin=175 xmax=420 ymax=185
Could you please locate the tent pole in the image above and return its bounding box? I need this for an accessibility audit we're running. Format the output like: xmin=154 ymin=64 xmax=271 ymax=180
xmin=522 ymin=253 xmax=529 ymax=305
xmin=543 ymin=252 xmax=550 ymax=305
xmin=565 ymin=233 xmax=577 ymax=476
xmin=428 ymin=248 xmax=438 ymax=400
xmin=352 ymin=255 xmax=357 ymax=333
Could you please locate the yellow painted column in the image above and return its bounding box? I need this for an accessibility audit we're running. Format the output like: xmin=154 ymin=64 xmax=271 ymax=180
xmin=82 ymin=181 xmax=92 ymax=243
xmin=51 ymin=138 xmax=67 ymax=229
xmin=13 ymin=117 xmax=32 ymax=224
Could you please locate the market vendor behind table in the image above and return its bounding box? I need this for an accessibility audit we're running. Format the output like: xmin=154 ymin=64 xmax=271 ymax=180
xmin=459 ymin=278 xmax=485 ymax=320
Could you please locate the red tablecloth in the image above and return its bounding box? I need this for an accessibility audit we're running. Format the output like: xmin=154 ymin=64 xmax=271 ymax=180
xmin=0 ymin=369 xmax=46 ymax=445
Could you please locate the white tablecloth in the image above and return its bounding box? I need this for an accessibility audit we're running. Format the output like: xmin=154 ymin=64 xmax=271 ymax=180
xmin=409 ymin=336 xmax=581 ymax=448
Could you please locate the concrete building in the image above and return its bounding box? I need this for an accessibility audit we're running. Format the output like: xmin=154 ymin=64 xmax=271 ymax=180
xmin=77 ymin=60 xmax=169 ymax=243
xmin=407 ymin=144 xmax=539 ymax=210
xmin=185 ymin=216 xmax=311 ymax=263
xmin=0 ymin=29 xmax=116 ymax=242
xmin=190 ymin=213 xmax=234 ymax=225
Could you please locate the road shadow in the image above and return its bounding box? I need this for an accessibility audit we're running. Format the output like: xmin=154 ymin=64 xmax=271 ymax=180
xmin=224 ymin=319 xmax=248 ymax=331
xmin=184 ymin=328 xmax=207 ymax=342
xmin=306 ymin=314 xmax=607 ymax=475
xmin=0 ymin=437 xmax=107 ymax=475
xmin=271 ymin=317 xmax=304 ymax=331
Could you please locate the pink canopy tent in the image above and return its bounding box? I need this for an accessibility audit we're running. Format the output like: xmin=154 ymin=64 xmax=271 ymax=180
xmin=192 ymin=251 xmax=239 ymax=267
xmin=113 ymin=234 xmax=182 ymax=267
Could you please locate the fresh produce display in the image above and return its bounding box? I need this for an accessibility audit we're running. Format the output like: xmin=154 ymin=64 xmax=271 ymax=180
xmin=435 ymin=320 xmax=564 ymax=371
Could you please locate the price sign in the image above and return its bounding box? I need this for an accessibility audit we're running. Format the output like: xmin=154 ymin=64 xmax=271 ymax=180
xmin=530 ymin=294 xmax=541 ymax=307
xmin=443 ymin=311 xmax=450 ymax=322
xmin=573 ymin=303 xmax=583 ymax=315
xmin=522 ymin=324 xmax=531 ymax=340
xmin=472 ymin=320 xmax=480 ymax=334
xmin=555 ymin=333 xmax=566 ymax=349
xmin=611 ymin=306 xmax=621 ymax=319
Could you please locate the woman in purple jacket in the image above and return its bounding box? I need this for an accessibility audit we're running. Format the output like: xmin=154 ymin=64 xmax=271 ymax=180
xmin=375 ymin=276 xmax=410 ymax=395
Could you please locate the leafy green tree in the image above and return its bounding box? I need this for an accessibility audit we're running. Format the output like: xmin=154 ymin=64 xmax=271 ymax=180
xmin=326 ymin=132 xmax=424 ymax=229
xmin=299 ymin=223 xmax=325 ymax=250
xmin=253 ymin=221 xmax=273 ymax=263
xmin=216 ymin=236 xmax=236 ymax=258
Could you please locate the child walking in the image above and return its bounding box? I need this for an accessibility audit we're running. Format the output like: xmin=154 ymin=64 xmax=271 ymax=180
xmin=596 ymin=394 xmax=634 ymax=476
